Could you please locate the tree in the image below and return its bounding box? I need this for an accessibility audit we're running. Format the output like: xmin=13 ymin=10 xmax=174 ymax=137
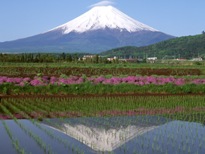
xmin=61 ymin=52 xmax=66 ymax=60
xmin=94 ymin=55 xmax=99 ymax=63
xmin=66 ymin=53 xmax=72 ymax=62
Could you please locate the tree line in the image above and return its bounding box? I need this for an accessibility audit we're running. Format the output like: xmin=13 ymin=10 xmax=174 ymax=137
xmin=0 ymin=53 xmax=112 ymax=64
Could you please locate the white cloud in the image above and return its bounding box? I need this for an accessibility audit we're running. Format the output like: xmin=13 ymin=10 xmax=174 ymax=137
xmin=89 ymin=0 xmax=115 ymax=8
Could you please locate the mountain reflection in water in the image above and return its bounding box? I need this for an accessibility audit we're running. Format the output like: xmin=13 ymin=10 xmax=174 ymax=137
xmin=42 ymin=116 xmax=170 ymax=152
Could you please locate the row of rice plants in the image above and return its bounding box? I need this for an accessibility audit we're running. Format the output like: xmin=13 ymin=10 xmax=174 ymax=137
xmin=46 ymin=115 xmax=204 ymax=154
xmin=0 ymin=96 xmax=204 ymax=130
xmin=1 ymin=120 xmax=25 ymax=154
xmin=0 ymin=95 xmax=202 ymax=113
xmin=3 ymin=98 xmax=120 ymax=151
xmin=0 ymin=104 xmax=53 ymax=153
xmin=120 ymin=118 xmax=205 ymax=154
xmin=1 ymin=97 xmax=205 ymax=153
xmin=1 ymin=95 xmax=205 ymax=123
xmin=1 ymin=100 xmax=86 ymax=154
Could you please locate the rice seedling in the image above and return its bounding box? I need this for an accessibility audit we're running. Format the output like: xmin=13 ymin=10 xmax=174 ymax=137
xmin=1 ymin=120 xmax=25 ymax=154
xmin=7 ymin=100 xmax=86 ymax=153
xmin=0 ymin=105 xmax=53 ymax=153
xmin=1 ymin=91 xmax=205 ymax=153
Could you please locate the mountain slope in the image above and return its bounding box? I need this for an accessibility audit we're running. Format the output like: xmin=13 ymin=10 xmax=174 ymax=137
xmin=0 ymin=6 xmax=174 ymax=53
xmin=50 ymin=6 xmax=158 ymax=34
xmin=101 ymin=34 xmax=205 ymax=59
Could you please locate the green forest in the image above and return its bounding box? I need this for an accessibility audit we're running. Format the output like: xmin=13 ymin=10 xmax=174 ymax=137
xmin=101 ymin=33 xmax=205 ymax=59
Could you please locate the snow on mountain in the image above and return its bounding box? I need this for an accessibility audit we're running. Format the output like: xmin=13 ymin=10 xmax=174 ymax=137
xmin=50 ymin=5 xmax=158 ymax=34
xmin=0 ymin=5 xmax=174 ymax=53
xmin=43 ymin=116 xmax=168 ymax=152
xmin=61 ymin=124 xmax=158 ymax=151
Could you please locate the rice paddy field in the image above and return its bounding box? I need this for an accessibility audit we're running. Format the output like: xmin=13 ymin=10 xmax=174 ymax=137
xmin=0 ymin=62 xmax=205 ymax=153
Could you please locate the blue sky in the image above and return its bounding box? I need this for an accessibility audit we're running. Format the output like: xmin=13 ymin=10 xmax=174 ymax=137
xmin=0 ymin=0 xmax=204 ymax=42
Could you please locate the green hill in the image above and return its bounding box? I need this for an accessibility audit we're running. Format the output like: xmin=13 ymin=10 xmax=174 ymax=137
xmin=100 ymin=34 xmax=205 ymax=59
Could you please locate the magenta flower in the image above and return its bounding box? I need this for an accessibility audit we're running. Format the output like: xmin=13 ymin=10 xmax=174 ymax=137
xmin=94 ymin=76 xmax=106 ymax=84
xmin=1 ymin=75 xmax=205 ymax=87
xmin=23 ymin=77 xmax=31 ymax=82
xmin=30 ymin=79 xmax=44 ymax=86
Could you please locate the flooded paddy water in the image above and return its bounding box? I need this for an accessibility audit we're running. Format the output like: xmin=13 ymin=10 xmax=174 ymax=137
xmin=0 ymin=115 xmax=205 ymax=154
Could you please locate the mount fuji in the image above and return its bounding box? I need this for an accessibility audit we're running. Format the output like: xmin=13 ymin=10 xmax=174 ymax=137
xmin=0 ymin=5 xmax=174 ymax=53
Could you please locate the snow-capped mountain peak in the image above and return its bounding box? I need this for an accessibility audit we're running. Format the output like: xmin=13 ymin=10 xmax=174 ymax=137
xmin=0 ymin=5 xmax=174 ymax=53
xmin=51 ymin=5 xmax=158 ymax=34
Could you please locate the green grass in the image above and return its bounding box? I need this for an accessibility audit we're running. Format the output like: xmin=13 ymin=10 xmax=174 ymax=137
xmin=0 ymin=61 xmax=205 ymax=69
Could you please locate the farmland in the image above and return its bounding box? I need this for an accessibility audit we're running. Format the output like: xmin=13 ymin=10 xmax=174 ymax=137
xmin=0 ymin=62 xmax=205 ymax=153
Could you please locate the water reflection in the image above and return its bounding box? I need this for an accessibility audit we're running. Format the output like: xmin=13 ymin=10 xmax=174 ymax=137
xmin=1 ymin=116 xmax=204 ymax=153
xmin=42 ymin=116 xmax=170 ymax=152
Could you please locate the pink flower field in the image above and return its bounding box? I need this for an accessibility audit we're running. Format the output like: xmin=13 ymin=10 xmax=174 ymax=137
xmin=0 ymin=75 xmax=205 ymax=86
